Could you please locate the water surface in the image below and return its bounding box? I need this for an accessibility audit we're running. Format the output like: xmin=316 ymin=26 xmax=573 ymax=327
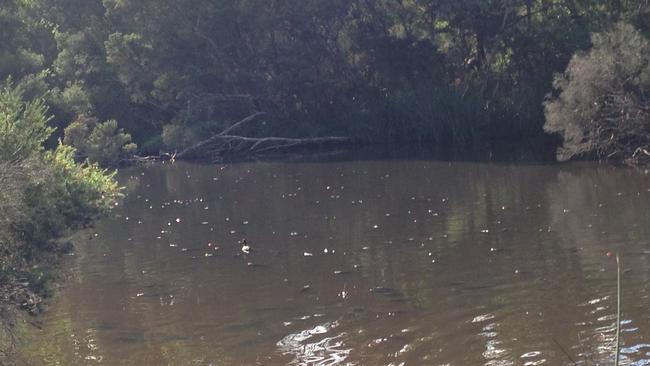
xmin=22 ymin=159 xmax=650 ymax=365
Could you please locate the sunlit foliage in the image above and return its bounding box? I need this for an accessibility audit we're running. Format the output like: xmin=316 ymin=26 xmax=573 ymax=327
xmin=64 ymin=115 xmax=136 ymax=166
xmin=544 ymin=23 xmax=650 ymax=163
xmin=0 ymin=82 xmax=120 ymax=281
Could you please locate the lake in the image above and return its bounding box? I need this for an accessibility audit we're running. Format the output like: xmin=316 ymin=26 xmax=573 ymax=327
xmin=21 ymin=157 xmax=650 ymax=365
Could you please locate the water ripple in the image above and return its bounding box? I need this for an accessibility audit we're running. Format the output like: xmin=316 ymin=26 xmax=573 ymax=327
xmin=277 ymin=321 xmax=354 ymax=366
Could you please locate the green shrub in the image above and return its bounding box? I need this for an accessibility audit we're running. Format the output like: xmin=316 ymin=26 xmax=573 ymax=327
xmin=0 ymin=82 xmax=121 ymax=282
xmin=0 ymin=82 xmax=54 ymax=161
xmin=544 ymin=23 xmax=650 ymax=163
xmin=60 ymin=82 xmax=92 ymax=116
xmin=63 ymin=115 xmax=137 ymax=166
xmin=19 ymin=144 xmax=120 ymax=245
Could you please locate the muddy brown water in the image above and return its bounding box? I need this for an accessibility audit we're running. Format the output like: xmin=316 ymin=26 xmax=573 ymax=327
xmin=20 ymin=159 xmax=650 ymax=365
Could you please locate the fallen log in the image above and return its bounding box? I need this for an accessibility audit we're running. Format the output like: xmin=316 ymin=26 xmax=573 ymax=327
xmin=176 ymin=134 xmax=352 ymax=160
xmin=128 ymin=152 xmax=176 ymax=164
xmin=175 ymin=112 xmax=352 ymax=160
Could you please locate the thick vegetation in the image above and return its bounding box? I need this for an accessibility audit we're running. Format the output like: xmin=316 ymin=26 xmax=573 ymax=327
xmin=0 ymin=0 xmax=648 ymax=162
xmin=545 ymin=22 xmax=650 ymax=164
xmin=0 ymin=83 xmax=119 ymax=354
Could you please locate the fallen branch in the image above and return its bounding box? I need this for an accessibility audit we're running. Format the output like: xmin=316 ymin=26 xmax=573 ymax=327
xmin=128 ymin=152 xmax=176 ymax=164
xmin=175 ymin=112 xmax=352 ymax=160
xmin=177 ymin=134 xmax=351 ymax=160
xmin=217 ymin=111 xmax=266 ymax=136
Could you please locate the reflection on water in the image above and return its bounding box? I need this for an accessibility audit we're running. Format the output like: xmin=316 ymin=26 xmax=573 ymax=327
xmin=277 ymin=321 xmax=352 ymax=366
xmin=19 ymin=159 xmax=650 ymax=365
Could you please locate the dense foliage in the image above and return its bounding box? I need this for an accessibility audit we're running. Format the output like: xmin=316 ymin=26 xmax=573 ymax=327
xmin=1 ymin=0 xmax=649 ymax=160
xmin=544 ymin=22 xmax=650 ymax=163
xmin=98 ymin=0 xmax=647 ymax=148
xmin=63 ymin=115 xmax=136 ymax=166
xmin=0 ymin=82 xmax=119 ymax=288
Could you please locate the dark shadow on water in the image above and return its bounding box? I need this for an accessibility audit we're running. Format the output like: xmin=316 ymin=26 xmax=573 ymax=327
xmin=220 ymin=137 xmax=559 ymax=165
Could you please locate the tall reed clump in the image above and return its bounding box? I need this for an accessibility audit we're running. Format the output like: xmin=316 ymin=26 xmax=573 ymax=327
xmin=372 ymin=82 xmax=546 ymax=147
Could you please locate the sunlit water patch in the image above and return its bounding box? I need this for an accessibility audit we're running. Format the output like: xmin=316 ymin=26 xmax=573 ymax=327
xmin=277 ymin=321 xmax=353 ymax=366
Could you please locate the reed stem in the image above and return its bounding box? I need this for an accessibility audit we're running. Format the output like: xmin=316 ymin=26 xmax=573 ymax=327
xmin=614 ymin=253 xmax=621 ymax=366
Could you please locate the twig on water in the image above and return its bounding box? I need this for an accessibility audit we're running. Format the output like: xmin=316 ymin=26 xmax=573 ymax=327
xmin=552 ymin=338 xmax=577 ymax=365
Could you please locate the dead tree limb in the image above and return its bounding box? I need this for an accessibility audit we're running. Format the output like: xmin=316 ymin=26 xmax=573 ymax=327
xmin=173 ymin=111 xmax=352 ymax=160
xmin=177 ymin=134 xmax=351 ymax=160
xmin=217 ymin=112 xmax=266 ymax=136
